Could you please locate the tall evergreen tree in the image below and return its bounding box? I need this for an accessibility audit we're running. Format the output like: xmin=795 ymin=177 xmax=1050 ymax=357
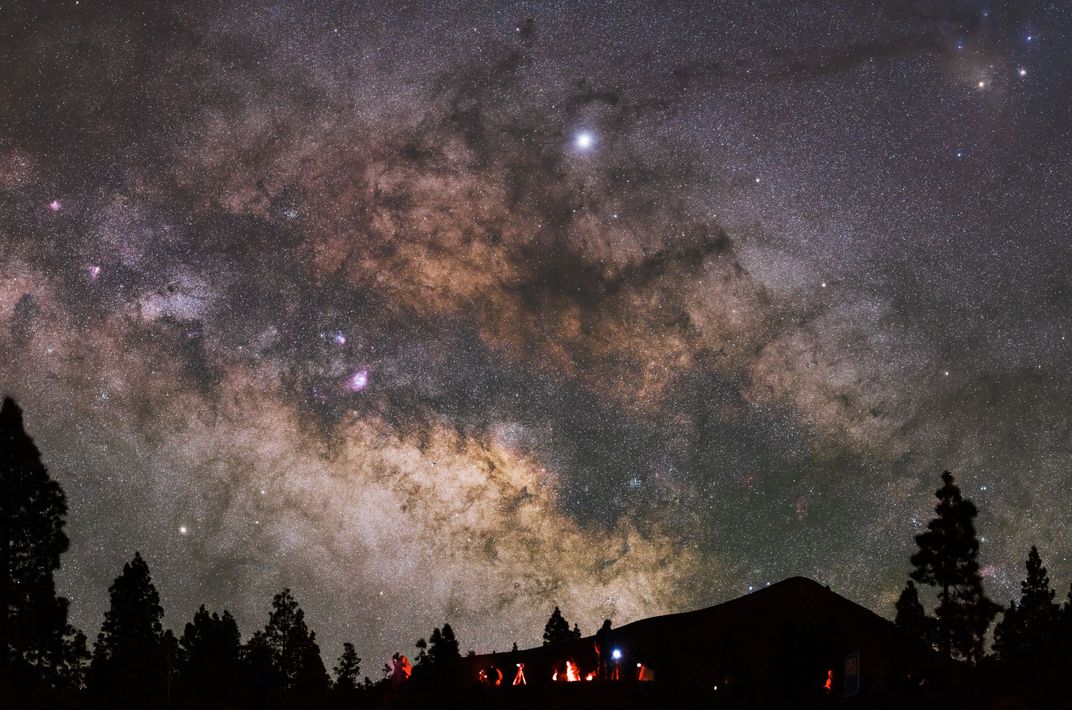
xmin=413 ymin=637 xmax=428 ymax=666
xmin=177 ymin=605 xmax=241 ymax=701
xmin=894 ymin=579 xmax=932 ymax=646
xmin=333 ymin=642 xmax=361 ymax=694
xmin=261 ymin=588 xmax=329 ymax=695
xmin=994 ymin=546 xmax=1060 ymax=667
xmin=542 ymin=606 xmax=573 ymax=647
xmin=1059 ymin=582 xmax=1072 ymax=673
xmin=240 ymin=630 xmax=277 ymax=703
xmin=428 ymin=624 xmax=460 ymax=665
xmin=909 ymin=471 xmax=999 ymax=663
xmin=0 ymin=397 xmax=73 ymax=689
xmin=89 ymin=552 xmax=170 ymax=700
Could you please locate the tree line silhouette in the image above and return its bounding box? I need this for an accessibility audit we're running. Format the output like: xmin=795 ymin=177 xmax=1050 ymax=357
xmin=892 ymin=470 xmax=1072 ymax=701
xmin=0 ymin=396 xmax=592 ymax=708
xmin=4 ymin=394 xmax=1072 ymax=707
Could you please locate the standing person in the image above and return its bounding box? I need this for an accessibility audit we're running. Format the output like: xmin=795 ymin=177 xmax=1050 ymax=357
xmin=594 ymin=620 xmax=613 ymax=680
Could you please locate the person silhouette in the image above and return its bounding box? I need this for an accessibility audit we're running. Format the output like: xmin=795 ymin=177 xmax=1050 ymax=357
xmin=595 ymin=620 xmax=613 ymax=679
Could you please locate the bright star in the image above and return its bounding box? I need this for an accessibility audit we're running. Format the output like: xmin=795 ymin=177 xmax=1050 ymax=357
xmin=574 ymin=131 xmax=595 ymax=150
xmin=1018 ymin=67 xmax=1027 ymax=77
xmin=48 ymin=199 xmax=62 ymax=211
xmin=179 ymin=525 xmax=188 ymax=535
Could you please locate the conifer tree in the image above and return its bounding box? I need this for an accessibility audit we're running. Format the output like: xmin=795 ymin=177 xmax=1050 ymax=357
xmin=427 ymin=629 xmax=442 ymax=664
xmin=909 ymin=471 xmax=999 ymax=663
xmin=430 ymin=623 xmax=460 ymax=664
xmin=89 ymin=552 xmax=169 ymax=699
xmin=333 ymin=642 xmax=361 ymax=693
xmin=414 ymin=637 xmax=428 ymax=666
xmin=177 ymin=605 xmax=241 ymax=701
xmin=261 ymin=588 xmax=328 ymax=695
xmin=240 ymin=630 xmax=277 ymax=702
xmin=415 ymin=624 xmax=462 ymax=667
xmin=1 ymin=397 xmax=74 ymax=689
xmin=53 ymin=627 xmax=90 ymax=690
xmin=894 ymin=579 xmax=932 ymax=646
xmin=542 ymin=606 xmax=573 ymax=646
xmin=1059 ymin=582 xmax=1072 ymax=671
xmin=994 ymin=546 xmax=1059 ymax=666
xmin=571 ymin=623 xmax=582 ymax=640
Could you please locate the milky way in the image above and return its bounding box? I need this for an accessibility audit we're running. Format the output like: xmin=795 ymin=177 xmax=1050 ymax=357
xmin=2 ymin=0 xmax=1071 ymax=668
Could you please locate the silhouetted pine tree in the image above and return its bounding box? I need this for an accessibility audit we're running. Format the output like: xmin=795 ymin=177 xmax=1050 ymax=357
xmin=994 ymin=546 xmax=1059 ymax=668
xmin=427 ymin=629 xmax=442 ymax=663
xmin=333 ymin=642 xmax=361 ymax=696
xmin=177 ymin=605 xmax=241 ymax=702
xmin=894 ymin=580 xmax=932 ymax=647
xmin=50 ymin=627 xmax=90 ymax=691
xmin=909 ymin=471 xmax=999 ymax=663
xmin=261 ymin=588 xmax=329 ymax=696
xmin=0 ymin=397 xmax=77 ymax=690
xmin=542 ymin=606 xmax=573 ymax=646
xmin=1060 ymin=582 xmax=1072 ymax=674
xmin=414 ymin=637 xmax=428 ymax=666
xmin=240 ymin=630 xmax=277 ymax=704
xmin=429 ymin=624 xmax=460 ymax=665
xmin=89 ymin=552 xmax=170 ymax=702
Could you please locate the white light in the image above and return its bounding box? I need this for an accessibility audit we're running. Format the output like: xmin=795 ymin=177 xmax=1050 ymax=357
xmin=612 ymin=649 xmax=622 ymax=660
xmin=179 ymin=525 xmax=188 ymax=535
xmin=1018 ymin=68 xmax=1027 ymax=77
xmin=574 ymin=131 xmax=595 ymax=150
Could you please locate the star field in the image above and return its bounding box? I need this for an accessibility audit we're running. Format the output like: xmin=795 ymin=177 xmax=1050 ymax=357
xmin=2 ymin=0 xmax=1071 ymax=667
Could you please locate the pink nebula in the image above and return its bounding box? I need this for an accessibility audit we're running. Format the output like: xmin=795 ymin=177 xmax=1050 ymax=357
xmin=347 ymin=369 xmax=369 ymax=392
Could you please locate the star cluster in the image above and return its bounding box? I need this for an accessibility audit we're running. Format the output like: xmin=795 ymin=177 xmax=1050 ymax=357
xmin=2 ymin=0 xmax=1071 ymax=666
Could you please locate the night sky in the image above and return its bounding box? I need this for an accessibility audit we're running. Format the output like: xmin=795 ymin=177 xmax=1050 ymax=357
xmin=2 ymin=0 xmax=1071 ymax=668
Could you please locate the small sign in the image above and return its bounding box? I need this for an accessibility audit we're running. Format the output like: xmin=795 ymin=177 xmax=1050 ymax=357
xmin=843 ymin=652 xmax=860 ymax=697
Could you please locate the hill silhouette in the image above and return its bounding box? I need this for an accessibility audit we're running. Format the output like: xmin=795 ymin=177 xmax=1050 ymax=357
xmin=366 ymin=576 xmax=977 ymax=709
